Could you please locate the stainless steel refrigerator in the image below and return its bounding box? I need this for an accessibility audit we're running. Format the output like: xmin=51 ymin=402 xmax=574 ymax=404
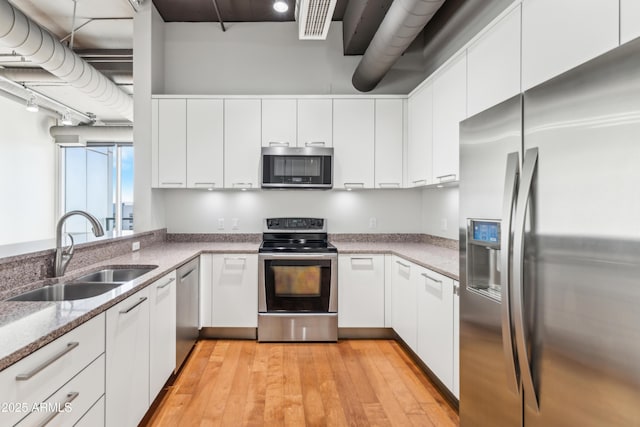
xmin=459 ymin=38 xmax=640 ymax=426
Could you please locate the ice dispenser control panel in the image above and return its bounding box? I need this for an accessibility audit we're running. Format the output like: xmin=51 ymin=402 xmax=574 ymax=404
xmin=467 ymin=219 xmax=502 ymax=300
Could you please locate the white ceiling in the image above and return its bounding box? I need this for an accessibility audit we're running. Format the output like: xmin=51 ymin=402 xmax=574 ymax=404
xmin=0 ymin=0 xmax=134 ymax=123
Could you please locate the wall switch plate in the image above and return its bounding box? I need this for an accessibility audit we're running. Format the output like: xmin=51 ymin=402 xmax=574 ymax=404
xmin=217 ymin=218 xmax=225 ymax=230
xmin=441 ymin=218 xmax=448 ymax=231
xmin=132 ymin=241 xmax=140 ymax=251
xmin=232 ymin=218 xmax=239 ymax=230
xmin=369 ymin=217 xmax=377 ymax=229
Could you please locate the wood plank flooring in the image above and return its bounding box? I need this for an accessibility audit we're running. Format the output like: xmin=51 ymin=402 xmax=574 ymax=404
xmin=143 ymin=340 xmax=459 ymax=427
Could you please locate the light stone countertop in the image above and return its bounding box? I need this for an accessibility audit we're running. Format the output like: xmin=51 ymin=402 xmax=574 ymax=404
xmin=0 ymin=239 xmax=459 ymax=372
xmin=0 ymin=242 xmax=259 ymax=372
xmin=333 ymin=242 xmax=459 ymax=281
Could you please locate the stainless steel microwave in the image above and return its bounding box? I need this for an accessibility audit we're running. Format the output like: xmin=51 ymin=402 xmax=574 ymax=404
xmin=261 ymin=147 xmax=333 ymax=189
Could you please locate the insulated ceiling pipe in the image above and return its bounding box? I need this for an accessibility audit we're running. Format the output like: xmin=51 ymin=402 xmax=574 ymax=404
xmin=0 ymin=0 xmax=133 ymax=121
xmin=50 ymin=125 xmax=133 ymax=143
xmin=352 ymin=0 xmax=445 ymax=92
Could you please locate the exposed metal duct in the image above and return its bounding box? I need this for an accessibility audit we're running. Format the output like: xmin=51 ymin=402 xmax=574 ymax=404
xmin=0 ymin=0 xmax=134 ymax=121
xmin=50 ymin=125 xmax=133 ymax=143
xmin=352 ymin=0 xmax=445 ymax=92
xmin=0 ymin=67 xmax=134 ymax=85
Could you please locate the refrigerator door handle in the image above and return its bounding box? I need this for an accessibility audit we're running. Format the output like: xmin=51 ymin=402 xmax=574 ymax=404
xmin=500 ymin=151 xmax=520 ymax=394
xmin=513 ymin=147 xmax=540 ymax=412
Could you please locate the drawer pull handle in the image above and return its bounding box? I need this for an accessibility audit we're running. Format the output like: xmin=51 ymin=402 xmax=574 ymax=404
xmin=157 ymin=277 xmax=175 ymax=289
xmin=395 ymin=260 xmax=410 ymax=268
xmin=180 ymin=268 xmax=197 ymax=281
xmin=422 ymin=272 xmax=443 ymax=284
xmin=351 ymin=257 xmax=373 ymax=261
xmin=15 ymin=342 xmax=80 ymax=381
xmin=37 ymin=391 xmax=79 ymax=427
xmin=119 ymin=297 xmax=147 ymax=314
xmin=269 ymin=141 xmax=290 ymax=147
xmin=436 ymin=174 xmax=457 ymax=182
xmin=378 ymin=183 xmax=400 ymax=188
xmin=161 ymin=182 xmax=184 ymax=186
xmin=412 ymin=179 xmax=427 ymax=185
xmin=305 ymin=141 xmax=326 ymax=147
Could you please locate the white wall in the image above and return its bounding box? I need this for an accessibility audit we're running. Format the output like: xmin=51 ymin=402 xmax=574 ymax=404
xmin=133 ymin=2 xmax=166 ymax=233
xmin=0 ymin=95 xmax=56 ymax=245
xmin=421 ymin=186 xmax=459 ymax=240
xmin=162 ymin=22 xmax=427 ymax=95
xmin=164 ymin=189 xmax=424 ymax=234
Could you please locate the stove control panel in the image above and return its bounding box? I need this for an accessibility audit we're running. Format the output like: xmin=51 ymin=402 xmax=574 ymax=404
xmin=265 ymin=218 xmax=325 ymax=231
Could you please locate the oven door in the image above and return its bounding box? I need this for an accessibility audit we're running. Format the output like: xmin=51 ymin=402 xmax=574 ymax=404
xmin=259 ymin=253 xmax=337 ymax=313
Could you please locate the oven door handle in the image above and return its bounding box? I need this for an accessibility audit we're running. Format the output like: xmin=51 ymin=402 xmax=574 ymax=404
xmin=258 ymin=253 xmax=337 ymax=261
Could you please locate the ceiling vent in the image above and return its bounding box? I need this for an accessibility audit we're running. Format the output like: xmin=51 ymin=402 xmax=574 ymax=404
xmin=295 ymin=0 xmax=338 ymax=40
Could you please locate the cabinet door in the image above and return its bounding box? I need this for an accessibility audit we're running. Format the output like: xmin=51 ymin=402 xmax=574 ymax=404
xmin=297 ymin=98 xmax=333 ymax=147
xmin=338 ymin=254 xmax=385 ymax=328
xmin=407 ymin=83 xmax=433 ymax=187
xmin=375 ymin=99 xmax=404 ymax=188
xmin=199 ymin=254 xmax=213 ymax=328
xmin=621 ymin=0 xmax=640 ymax=44
xmin=187 ymin=99 xmax=224 ymax=189
xmin=522 ymin=0 xmax=619 ymax=90
xmin=224 ymin=99 xmax=261 ymax=189
xmin=158 ymin=99 xmax=187 ymax=188
xmin=453 ymin=281 xmax=460 ymax=399
xmin=333 ymin=99 xmax=375 ymax=189
xmin=106 ymin=288 xmax=150 ymax=427
xmin=416 ymin=267 xmax=454 ymax=391
xmin=391 ymin=256 xmax=417 ymax=351
xmin=467 ymin=5 xmax=521 ymax=117
xmin=75 ymin=396 xmax=105 ymax=427
xmin=212 ymin=254 xmax=258 ymax=327
xmin=433 ymin=53 xmax=466 ymax=183
xmin=149 ymin=271 xmax=177 ymax=400
xmin=262 ymin=99 xmax=297 ymax=147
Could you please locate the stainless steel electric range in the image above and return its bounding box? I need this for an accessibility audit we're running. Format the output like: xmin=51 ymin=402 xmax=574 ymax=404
xmin=258 ymin=218 xmax=338 ymax=342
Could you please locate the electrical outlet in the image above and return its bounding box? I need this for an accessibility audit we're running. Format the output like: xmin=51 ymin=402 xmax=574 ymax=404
xmin=440 ymin=218 xmax=448 ymax=231
xmin=132 ymin=241 xmax=140 ymax=251
xmin=369 ymin=217 xmax=377 ymax=229
xmin=217 ymin=218 xmax=225 ymax=230
xmin=232 ymin=218 xmax=239 ymax=230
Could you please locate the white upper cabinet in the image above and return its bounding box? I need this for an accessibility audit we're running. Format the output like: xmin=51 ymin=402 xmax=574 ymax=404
xmin=157 ymin=99 xmax=186 ymax=188
xmin=621 ymin=0 xmax=640 ymax=44
xmin=186 ymin=99 xmax=224 ymax=189
xmin=432 ymin=53 xmax=466 ymax=183
xmin=333 ymin=99 xmax=375 ymax=189
xmin=522 ymin=0 xmax=619 ymax=90
xmin=262 ymin=99 xmax=297 ymax=147
xmin=375 ymin=99 xmax=404 ymax=188
xmin=297 ymin=98 xmax=333 ymax=147
xmin=407 ymin=83 xmax=433 ymax=187
xmin=224 ymin=99 xmax=261 ymax=189
xmin=467 ymin=5 xmax=521 ymax=117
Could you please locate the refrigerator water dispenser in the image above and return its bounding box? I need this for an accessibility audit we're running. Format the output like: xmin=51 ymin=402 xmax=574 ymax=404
xmin=466 ymin=219 xmax=501 ymax=300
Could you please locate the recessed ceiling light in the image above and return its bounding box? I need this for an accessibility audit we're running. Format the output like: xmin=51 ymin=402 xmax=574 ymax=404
xmin=25 ymin=95 xmax=39 ymax=113
xmin=273 ymin=0 xmax=288 ymax=13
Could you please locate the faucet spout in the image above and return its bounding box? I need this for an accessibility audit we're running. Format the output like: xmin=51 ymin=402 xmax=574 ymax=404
xmin=55 ymin=210 xmax=105 ymax=277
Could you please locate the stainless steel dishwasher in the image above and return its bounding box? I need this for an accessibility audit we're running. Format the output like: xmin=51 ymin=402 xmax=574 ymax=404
xmin=176 ymin=258 xmax=199 ymax=372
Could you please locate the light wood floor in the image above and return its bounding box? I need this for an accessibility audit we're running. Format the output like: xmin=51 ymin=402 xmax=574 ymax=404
xmin=143 ymin=340 xmax=459 ymax=427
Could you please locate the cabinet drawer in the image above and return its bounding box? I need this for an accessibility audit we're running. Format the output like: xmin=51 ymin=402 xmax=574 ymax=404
xmin=74 ymin=395 xmax=104 ymax=427
xmin=16 ymin=354 xmax=105 ymax=427
xmin=0 ymin=313 xmax=105 ymax=426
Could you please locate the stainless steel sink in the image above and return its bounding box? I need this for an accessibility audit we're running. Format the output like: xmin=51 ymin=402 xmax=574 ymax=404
xmin=7 ymin=266 xmax=158 ymax=302
xmin=72 ymin=266 xmax=157 ymax=283
xmin=8 ymin=282 xmax=122 ymax=302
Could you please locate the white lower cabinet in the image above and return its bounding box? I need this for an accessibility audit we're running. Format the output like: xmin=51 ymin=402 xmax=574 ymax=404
xmin=75 ymin=396 xmax=105 ymax=427
xmin=416 ymin=266 xmax=454 ymax=390
xmin=391 ymin=256 xmax=417 ymax=351
xmin=105 ymin=288 xmax=150 ymax=427
xmin=338 ymin=254 xmax=385 ymax=328
xmin=149 ymin=271 xmax=177 ymax=399
xmin=211 ymin=254 xmax=258 ymax=327
xmin=0 ymin=313 xmax=105 ymax=427
xmin=453 ymin=280 xmax=460 ymax=399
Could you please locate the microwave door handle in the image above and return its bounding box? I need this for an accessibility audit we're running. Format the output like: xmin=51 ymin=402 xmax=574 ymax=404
xmin=500 ymin=151 xmax=520 ymax=394
xmin=513 ymin=147 xmax=539 ymax=413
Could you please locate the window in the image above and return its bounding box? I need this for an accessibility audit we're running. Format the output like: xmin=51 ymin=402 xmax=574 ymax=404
xmin=61 ymin=144 xmax=134 ymax=237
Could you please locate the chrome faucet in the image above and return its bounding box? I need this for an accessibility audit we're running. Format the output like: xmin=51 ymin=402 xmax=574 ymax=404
xmin=55 ymin=210 xmax=105 ymax=277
